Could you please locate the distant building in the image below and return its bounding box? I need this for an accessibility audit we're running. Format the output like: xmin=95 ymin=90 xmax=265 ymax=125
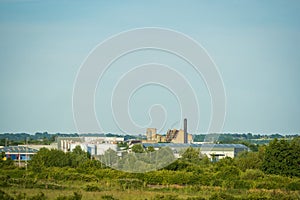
xmin=57 ymin=136 xmax=122 ymax=156
xmin=18 ymin=144 xmax=57 ymax=151
xmin=146 ymin=128 xmax=157 ymax=141
xmin=0 ymin=146 xmax=38 ymax=161
xmin=57 ymin=137 xmax=82 ymax=152
xmin=144 ymin=119 xmax=193 ymax=144
xmin=143 ymin=128 xmax=166 ymax=143
xmin=199 ymin=143 xmax=248 ymax=160
xmin=128 ymin=139 xmax=142 ymax=146
xmin=87 ymin=143 xmax=117 ymax=156
xmin=166 ymin=129 xmax=193 ymax=143
xmin=142 ymin=143 xmax=248 ymax=160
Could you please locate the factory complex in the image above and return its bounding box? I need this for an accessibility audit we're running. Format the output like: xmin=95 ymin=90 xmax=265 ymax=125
xmin=1 ymin=119 xmax=248 ymax=162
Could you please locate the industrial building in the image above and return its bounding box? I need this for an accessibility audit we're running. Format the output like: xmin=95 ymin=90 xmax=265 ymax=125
xmin=165 ymin=129 xmax=193 ymax=143
xmin=145 ymin=128 xmax=166 ymax=143
xmin=57 ymin=136 xmax=122 ymax=156
xmin=0 ymin=146 xmax=38 ymax=161
xmin=142 ymin=143 xmax=248 ymax=160
xmin=18 ymin=144 xmax=57 ymax=150
xmin=144 ymin=118 xmax=193 ymax=144
xmin=54 ymin=118 xmax=248 ymax=161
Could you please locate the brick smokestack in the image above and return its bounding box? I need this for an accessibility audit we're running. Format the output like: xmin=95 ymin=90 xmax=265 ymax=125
xmin=184 ymin=118 xmax=187 ymax=143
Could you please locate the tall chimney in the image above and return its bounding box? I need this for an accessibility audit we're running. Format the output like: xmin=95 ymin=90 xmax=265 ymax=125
xmin=184 ymin=118 xmax=187 ymax=143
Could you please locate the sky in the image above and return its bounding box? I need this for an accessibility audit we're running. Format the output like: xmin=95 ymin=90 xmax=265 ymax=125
xmin=0 ymin=0 xmax=299 ymax=135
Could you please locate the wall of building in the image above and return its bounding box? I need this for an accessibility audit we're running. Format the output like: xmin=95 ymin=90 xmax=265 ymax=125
xmin=172 ymin=130 xmax=185 ymax=143
xmin=68 ymin=142 xmax=117 ymax=156
xmin=58 ymin=136 xmax=123 ymax=153
xmin=201 ymin=149 xmax=235 ymax=159
xmin=146 ymin=128 xmax=157 ymax=140
xmin=5 ymin=153 xmax=35 ymax=161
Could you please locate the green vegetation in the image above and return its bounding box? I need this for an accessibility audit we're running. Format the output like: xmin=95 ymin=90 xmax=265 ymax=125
xmin=0 ymin=137 xmax=300 ymax=199
xmin=262 ymin=137 xmax=300 ymax=177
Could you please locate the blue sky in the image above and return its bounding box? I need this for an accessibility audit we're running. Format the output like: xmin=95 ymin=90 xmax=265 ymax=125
xmin=0 ymin=1 xmax=299 ymax=134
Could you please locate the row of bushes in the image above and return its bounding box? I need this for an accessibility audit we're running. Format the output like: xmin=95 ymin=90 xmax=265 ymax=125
xmin=2 ymin=189 xmax=299 ymax=200
xmin=0 ymin=190 xmax=81 ymax=200
xmin=1 ymin=167 xmax=300 ymax=191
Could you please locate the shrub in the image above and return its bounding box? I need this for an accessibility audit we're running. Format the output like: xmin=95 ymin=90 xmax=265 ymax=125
xmin=222 ymin=179 xmax=252 ymax=190
xmin=244 ymin=194 xmax=269 ymax=200
xmin=0 ymin=158 xmax=16 ymax=170
xmin=84 ymin=184 xmax=102 ymax=192
xmin=286 ymin=180 xmax=300 ymax=191
xmin=143 ymin=171 xmax=164 ymax=184
xmin=269 ymin=192 xmax=299 ymax=200
xmin=119 ymin=179 xmax=144 ymax=190
xmin=233 ymin=180 xmax=252 ymax=189
xmin=216 ymin=166 xmax=241 ymax=181
xmin=28 ymin=192 xmax=47 ymax=200
xmin=241 ymin=169 xmax=265 ymax=180
xmin=56 ymin=192 xmax=82 ymax=200
xmin=210 ymin=178 xmax=223 ymax=187
xmin=254 ymin=175 xmax=287 ymax=190
xmin=152 ymin=194 xmax=180 ymax=200
xmin=165 ymin=171 xmax=194 ymax=185
xmin=0 ymin=176 xmax=10 ymax=187
xmin=186 ymin=197 xmax=205 ymax=200
xmin=209 ymin=192 xmax=235 ymax=200
xmin=255 ymin=181 xmax=281 ymax=190
xmin=101 ymin=195 xmax=118 ymax=200
xmin=0 ymin=189 xmax=14 ymax=200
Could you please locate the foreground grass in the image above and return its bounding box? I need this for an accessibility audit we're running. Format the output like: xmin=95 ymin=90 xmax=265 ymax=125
xmin=2 ymin=183 xmax=300 ymax=200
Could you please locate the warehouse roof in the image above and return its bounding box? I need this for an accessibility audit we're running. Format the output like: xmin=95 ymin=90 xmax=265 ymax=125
xmin=0 ymin=146 xmax=38 ymax=153
xmin=143 ymin=143 xmax=248 ymax=149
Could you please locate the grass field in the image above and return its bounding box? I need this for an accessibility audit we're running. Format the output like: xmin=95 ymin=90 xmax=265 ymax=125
xmin=2 ymin=181 xmax=300 ymax=200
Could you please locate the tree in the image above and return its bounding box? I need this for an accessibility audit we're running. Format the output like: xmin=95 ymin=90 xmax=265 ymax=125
xmin=262 ymin=138 xmax=287 ymax=175
xmin=47 ymin=149 xmax=70 ymax=167
xmin=69 ymin=146 xmax=89 ymax=168
xmin=262 ymin=137 xmax=300 ymax=177
xmin=99 ymin=148 xmax=118 ymax=168
xmin=29 ymin=146 xmax=94 ymax=171
xmin=131 ymin=144 xmax=145 ymax=153
xmin=288 ymin=137 xmax=300 ymax=177
xmin=234 ymin=151 xmax=262 ymax=171
xmin=180 ymin=147 xmax=201 ymax=163
xmin=28 ymin=148 xmax=49 ymax=172
xmin=216 ymin=166 xmax=241 ymax=181
xmin=147 ymin=146 xmax=155 ymax=152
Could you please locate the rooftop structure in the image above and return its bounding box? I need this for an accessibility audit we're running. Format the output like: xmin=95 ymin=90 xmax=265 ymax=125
xmin=18 ymin=144 xmax=57 ymax=150
xmin=0 ymin=146 xmax=38 ymax=161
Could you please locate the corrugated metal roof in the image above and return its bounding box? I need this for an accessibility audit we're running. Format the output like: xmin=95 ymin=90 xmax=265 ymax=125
xmin=0 ymin=146 xmax=38 ymax=153
xmin=143 ymin=143 xmax=248 ymax=149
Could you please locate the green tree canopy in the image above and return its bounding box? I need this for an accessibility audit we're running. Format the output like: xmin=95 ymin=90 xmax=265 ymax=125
xmin=180 ymin=147 xmax=201 ymax=163
xmin=131 ymin=144 xmax=145 ymax=153
xmin=235 ymin=151 xmax=262 ymax=171
xmin=262 ymin=137 xmax=300 ymax=177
